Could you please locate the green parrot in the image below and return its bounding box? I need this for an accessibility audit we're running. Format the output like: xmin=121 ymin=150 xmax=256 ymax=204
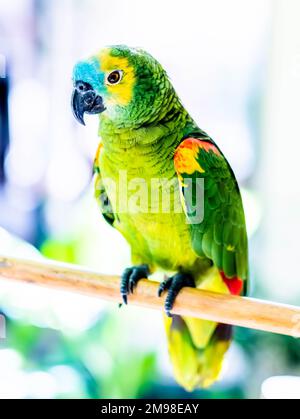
xmin=71 ymin=45 xmax=248 ymax=391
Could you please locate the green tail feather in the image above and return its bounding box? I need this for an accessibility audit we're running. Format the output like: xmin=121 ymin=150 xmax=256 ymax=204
xmin=164 ymin=315 xmax=232 ymax=391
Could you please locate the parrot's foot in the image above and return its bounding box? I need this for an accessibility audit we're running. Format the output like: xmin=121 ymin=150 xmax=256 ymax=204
xmin=158 ymin=273 xmax=195 ymax=317
xmin=120 ymin=264 xmax=149 ymax=305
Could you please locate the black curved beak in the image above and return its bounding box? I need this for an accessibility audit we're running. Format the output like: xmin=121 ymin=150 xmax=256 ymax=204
xmin=71 ymin=81 xmax=105 ymax=126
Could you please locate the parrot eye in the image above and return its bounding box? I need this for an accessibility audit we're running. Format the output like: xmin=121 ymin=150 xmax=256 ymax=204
xmin=106 ymin=70 xmax=123 ymax=85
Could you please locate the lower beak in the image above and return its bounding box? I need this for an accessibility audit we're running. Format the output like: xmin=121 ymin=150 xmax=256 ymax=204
xmin=71 ymin=82 xmax=105 ymax=126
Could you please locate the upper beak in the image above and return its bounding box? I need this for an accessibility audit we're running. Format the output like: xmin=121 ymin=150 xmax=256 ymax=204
xmin=71 ymin=81 xmax=105 ymax=126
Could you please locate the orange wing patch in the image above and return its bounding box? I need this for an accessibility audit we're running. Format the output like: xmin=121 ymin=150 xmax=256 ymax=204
xmin=174 ymin=138 xmax=220 ymax=179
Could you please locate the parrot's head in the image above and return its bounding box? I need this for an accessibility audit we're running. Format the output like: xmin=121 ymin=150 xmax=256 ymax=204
xmin=71 ymin=45 xmax=174 ymax=128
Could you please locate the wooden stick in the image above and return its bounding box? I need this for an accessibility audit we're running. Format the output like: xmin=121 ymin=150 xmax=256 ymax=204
xmin=0 ymin=256 xmax=300 ymax=338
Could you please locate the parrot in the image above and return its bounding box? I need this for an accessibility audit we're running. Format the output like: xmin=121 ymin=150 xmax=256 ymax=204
xmin=71 ymin=45 xmax=248 ymax=391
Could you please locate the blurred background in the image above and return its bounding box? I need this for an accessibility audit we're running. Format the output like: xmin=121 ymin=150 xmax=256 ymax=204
xmin=0 ymin=0 xmax=300 ymax=399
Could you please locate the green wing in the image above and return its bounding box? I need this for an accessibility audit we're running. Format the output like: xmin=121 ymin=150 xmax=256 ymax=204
xmin=174 ymin=136 xmax=248 ymax=294
xmin=94 ymin=161 xmax=116 ymax=227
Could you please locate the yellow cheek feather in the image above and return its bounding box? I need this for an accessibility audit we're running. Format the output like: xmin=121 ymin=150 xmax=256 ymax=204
xmin=98 ymin=50 xmax=135 ymax=105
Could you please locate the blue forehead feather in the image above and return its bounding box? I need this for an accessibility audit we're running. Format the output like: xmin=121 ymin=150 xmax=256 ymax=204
xmin=72 ymin=58 xmax=104 ymax=91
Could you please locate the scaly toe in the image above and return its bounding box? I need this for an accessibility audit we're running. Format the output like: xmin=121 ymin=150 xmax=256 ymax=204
xmin=163 ymin=273 xmax=195 ymax=317
xmin=158 ymin=277 xmax=173 ymax=297
xmin=120 ymin=264 xmax=149 ymax=305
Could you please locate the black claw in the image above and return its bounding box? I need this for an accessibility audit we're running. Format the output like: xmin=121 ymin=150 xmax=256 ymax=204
xmin=120 ymin=268 xmax=131 ymax=304
xmin=129 ymin=271 xmax=142 ymax=294
xmin=120 ymin=264 xmax=149 ymax=305
xmin=160 ymin=273 xmax=195 ymax=317
xmin=158 ymin=277 xmax=173 ymax=297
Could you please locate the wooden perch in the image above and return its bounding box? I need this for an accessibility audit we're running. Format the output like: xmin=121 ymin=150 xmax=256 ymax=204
xmin=0 ymin=256 xmax=300 ymax=338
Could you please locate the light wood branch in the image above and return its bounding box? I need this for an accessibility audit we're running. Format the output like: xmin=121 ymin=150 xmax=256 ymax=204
xmin=0 ymin=256 xmax=299 ymax=338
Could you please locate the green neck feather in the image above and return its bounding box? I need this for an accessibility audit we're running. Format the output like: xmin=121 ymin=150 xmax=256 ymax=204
xmin=99 ymin=94 xmax=196 ymax=155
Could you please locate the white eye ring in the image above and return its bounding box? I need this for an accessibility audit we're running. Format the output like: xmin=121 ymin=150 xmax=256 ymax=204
xmin=106 ymin=70 xmax=123 ymax=85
